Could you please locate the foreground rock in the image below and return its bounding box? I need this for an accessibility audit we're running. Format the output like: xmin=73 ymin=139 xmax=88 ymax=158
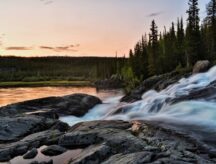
xmin=0 ymin=129 xmax=65 ymax=162
xmin=0 ymin=93 xmax=102 ymax=117
xmin=23 ymin=148 xmax=38 ymax=159
xmin=62 ymin=120 xmax=215 ymax=164
xmin=41 ymin=145 xmax=67 ymax=156
xmin=59 ymin=121 xmax=215 ymax=164
xmin=1 ymin=120 xmax=216 ymax=163
xmin=0 ymin=115 xmax=69 ymax=162
xmin=0 ymin=116 xmax=68 ymax=143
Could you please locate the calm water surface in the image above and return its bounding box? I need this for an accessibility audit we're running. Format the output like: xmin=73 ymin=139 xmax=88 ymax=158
xmin=0 ymin=87 xmax=123 ymax=107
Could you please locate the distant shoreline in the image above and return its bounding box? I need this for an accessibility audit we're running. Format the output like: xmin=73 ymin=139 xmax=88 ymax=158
xmin=0 ymin=81 xmax=93 ymax=88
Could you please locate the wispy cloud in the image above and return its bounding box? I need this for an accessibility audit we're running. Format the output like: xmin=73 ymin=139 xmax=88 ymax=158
xmin=44 ymin=1 xmax=53 ymax=5
xmin=40 ymin=0 xmax=54 ymax=5
xmin=39 ymin=44 xmax=80 ymax=52
xmin=5 ymin=46 xmax=33 ymax=50
xmin=40 ymin=46 xmax=54 ymax=50
xmin=4 ymin=43 xmax=79 ymax=52
xmin=147 ymin=11 xmax=164 ymax=17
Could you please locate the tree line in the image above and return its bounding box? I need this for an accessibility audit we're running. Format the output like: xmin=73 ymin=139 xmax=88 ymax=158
xmin=0 ymin=56 xmax=126 ymax=82
xmin=123 ymin=0 xmax=216 ymax=82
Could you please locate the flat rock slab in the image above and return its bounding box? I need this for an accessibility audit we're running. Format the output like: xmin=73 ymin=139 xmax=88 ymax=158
xmin=70 ymin=144 xmax=111 ymax=164
xmin=0 ymin=116 xmax=55 ymax=143
xmin=61 ymin=120 xmax=216 ymax=164
xmin=0 ymin=116 xmax=68 ymax=143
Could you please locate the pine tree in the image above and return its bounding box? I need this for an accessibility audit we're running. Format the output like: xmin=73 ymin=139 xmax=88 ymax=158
xmin=170 ymin=22 xmax=177 ymax=68
xmin=186 ymin=0 xmax=202 ymax=66
xmin=133 ymin=42 xmax=142 ymax=78
xmin=140 ymin=35 xmax=149 ymax=79
xmin=148 ymin=20 xmax=159 ymax=75
xmin=176 ymin=17 xmax=186 ymax=66
xmin=206 ymin=0 xmax=216 ymax=60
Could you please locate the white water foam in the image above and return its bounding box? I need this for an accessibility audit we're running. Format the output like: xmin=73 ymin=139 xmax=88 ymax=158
xmin=60 ymin=66 xmax=216 ymax=127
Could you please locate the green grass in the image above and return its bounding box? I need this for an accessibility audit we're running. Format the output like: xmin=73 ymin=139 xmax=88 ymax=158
xmin=0 ymin=80 xmax=93 ymax=88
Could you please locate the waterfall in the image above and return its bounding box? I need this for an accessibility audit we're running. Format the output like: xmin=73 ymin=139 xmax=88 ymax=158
xmin=60 ymin=66 xmax=216 ymax=129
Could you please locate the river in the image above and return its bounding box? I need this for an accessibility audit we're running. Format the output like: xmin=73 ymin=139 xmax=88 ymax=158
xmin=0 ymin=87 xmax=124 ymax=107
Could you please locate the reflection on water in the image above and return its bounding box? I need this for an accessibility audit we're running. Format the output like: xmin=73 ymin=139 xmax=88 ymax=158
xmin=0 ymin=87 xmax=123 ymax=107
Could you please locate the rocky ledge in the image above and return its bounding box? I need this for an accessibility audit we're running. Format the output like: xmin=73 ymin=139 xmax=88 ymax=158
xmin=0 ymin=93 xmax=102 ymax=117
xmin=121 ymin=60 xmax=211 ymax=103
xmin=0 ymin=93 xmax=102 ymax=163
xmin=1 ymin=120 xmax=215 ymax=163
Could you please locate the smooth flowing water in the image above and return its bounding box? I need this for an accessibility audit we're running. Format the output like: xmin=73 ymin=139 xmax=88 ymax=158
xmin=60 ymin=66 xmax=216 ymax=143
xmin=0 ymin=87 xmax=123 ymax=107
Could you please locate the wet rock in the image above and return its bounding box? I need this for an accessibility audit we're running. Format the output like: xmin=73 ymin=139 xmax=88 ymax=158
xmin=28 ymin=110 xmax=59 ymax=119
xmin=59 ymin=121 xmax=145 ymax=154
xmin=0 ymin=149 xmax=11 ymax=162
xmin=21 ymin=129 xmax=63 ymax=146
xmin=209 ymin=149 xmax=216 ymax=158
xmin=50 ymin=121 xmax=69 ymax=132
xmin=23 ymin=148 xmax=38 ymax=159
xmin=41 ymin=145 xmax=67 ymax=156
xmin=0 ymin=129 xmax=63 ymax=162
xmin=69 ymin=144 xmax=111 ymax=164
xmin=69 ymin=120 xmax=132 ymax=132
xmin=0 ymin=116 xmax=66 ymax=143
xmin=59 ymin=131 xmax=103 ymax=148
xmin=172 ymin=82 xmax=216 ymax=103
xmin=103 ymin=152 xmax=154 ymax=164
xmin=13 ymin=143 xmax=28 ymax=156
xmin=69 ymin=120 xmax=215 ymax=163
xmin=59 ymin=120 xmax=132 ymax=148
xmin=193 ymin=60 xmax=210 ymax=74
xmin=0 ymin=116 xmax=57 ymax=143
xmin=0 ymin=93 xmax=102 ymax=117
xmin=1 ymin=120 xmax=216 ymax=163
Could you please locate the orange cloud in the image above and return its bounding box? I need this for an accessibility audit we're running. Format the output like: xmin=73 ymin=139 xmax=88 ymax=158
xmin=5 ymin=46 xmax=33 ymax=50
xmin=40 ymin=44 xmax=79 ymax=52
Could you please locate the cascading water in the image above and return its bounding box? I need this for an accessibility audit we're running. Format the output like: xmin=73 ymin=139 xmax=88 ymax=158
xmin=60 ymin=66 xmax=216 ymax=131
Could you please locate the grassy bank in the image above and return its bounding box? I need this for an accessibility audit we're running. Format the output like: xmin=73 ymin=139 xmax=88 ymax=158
xmin=0 ymin=80 xmax=93 ymax=88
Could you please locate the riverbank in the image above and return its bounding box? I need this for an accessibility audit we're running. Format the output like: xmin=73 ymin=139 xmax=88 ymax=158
xmin=0 ymin=81 xmax=92 ymax=88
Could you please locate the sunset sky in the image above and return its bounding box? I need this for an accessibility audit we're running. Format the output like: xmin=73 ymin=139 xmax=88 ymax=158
xmin=0 ymin=0 xmax=209 ymax=57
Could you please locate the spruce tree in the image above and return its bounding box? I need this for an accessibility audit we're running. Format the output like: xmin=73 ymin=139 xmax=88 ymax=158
xmin=206 ymin=0 xmax=216 ymax=60
xmin=186 ymin=0 xmax=202 ymax=66
xmin=176 ymin=17 xmax=186 ymax=66
xmin=140 ymin=35 xmax=149 ymax=79
xmin=148 ymin=20 xmax=159 ymax=75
